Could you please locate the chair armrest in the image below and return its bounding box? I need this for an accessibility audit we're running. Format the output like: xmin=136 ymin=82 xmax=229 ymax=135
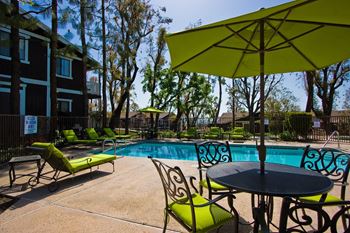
xmin=197 ymin=167 xmax=207 ymax=171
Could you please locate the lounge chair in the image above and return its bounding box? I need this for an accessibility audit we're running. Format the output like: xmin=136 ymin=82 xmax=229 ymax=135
xmin=203 ymin=127 xmax=222 ymax=140
xmin=86 ymin=128 xmax=112 ymax=141
xmin=179 ymin=127 xmax=198 ymax=139
xmin=103 ymin=128 xmax=132 ymax=140
xmin=62 ymin=129 xmax=97 ymax=144
xmin=30 ymin=142 xmax=116 ymax=192
xmin=228 ymin=127 xmax=245 ymax=140
xmin=149 ymin=157 xmax=238 ymax=233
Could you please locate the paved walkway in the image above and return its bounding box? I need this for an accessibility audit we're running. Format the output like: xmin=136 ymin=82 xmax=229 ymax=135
xmin=0 ymin=140 xmax=347 ymax=233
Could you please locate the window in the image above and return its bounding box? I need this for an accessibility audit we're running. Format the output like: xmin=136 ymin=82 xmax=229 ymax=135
xmin=0 ymin=30 xmax=10 ymax=57
xmin=56 ymin=57 xmax=72 ymax=78
xmin=57 ymin=99 xmax=72 ymax=113
xmin=0 ymin=30 xmax=29 ymax=62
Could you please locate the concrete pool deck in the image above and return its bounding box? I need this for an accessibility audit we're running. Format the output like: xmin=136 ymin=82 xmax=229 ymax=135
xmin=0 ymin=139 xmax=348 ymax=233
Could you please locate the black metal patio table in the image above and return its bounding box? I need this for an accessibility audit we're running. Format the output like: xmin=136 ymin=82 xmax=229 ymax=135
xmin=207 ymin=161 xmax=334 ymax=233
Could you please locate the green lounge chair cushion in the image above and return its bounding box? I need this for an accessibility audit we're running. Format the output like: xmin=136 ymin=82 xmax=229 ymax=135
xmin=169 ymin=193 xmax=233 ymax=233
xmin=199 ymin=179 xmax=229 ymax=190
xmin=62 ymin=130 xmax=79 ymax=142
xmin=299 ymin=194 xmax=342 ymax=203
xmin=62 ymin=130 xmax=96 ymax=144
xmin=103 ymin=128 xmax=116 ymax=137
xmin=68 ymin=154 xmax=116 ymax=173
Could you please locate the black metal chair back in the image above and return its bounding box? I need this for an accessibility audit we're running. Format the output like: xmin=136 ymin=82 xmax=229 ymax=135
xmin=301 ymin=146 xmax=350 ymax=200
xmin=195 ymin=141 xmax=232 ymax=195
xmin=279 ymin=197 xmax=350 ymax=233
xmin=149 ymin=157 xmax=196 ymax=232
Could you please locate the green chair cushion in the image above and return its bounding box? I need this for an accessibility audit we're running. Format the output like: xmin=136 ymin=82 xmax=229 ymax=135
xmin=87 ymin=128 xmax=111 ymax=140
xmin=69 ymin=154 xmax=115 ymax=173
xmin=203 ymin=134 xmax=220 ymax=139
xmin=299 ymin=194 xmax=342 ymax=203
xmin=169 ymin=193 xmax=233 ymax=233
xmin=62 ymin=130 xmax=78 ymax=142
xmin=199 ymin=179 xmax=230 ymax=190
xmin=114 ymin=135 xmax=132 ymax=139
xmin=103 ymin=128 xmax=116 ymax=137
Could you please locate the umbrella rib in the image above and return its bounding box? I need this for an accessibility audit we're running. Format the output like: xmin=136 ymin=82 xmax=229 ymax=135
xmin=264 ymin=9 xmax=291 ymax=49
xmin=232 ymin=23 xmax=260 ymax=78
xmin=269 ymin=18 xmax=350 ymax=29
xmin=265 ymin=21 xmax=319 ymax=70
xmin=172 ymin=21 xmax=257 ymax=70
xmin=266 ymin=24 xmax=324 ymax=51
xmin=225 ymin=26 xmax=259 ymax=50
xmin=215 ymin=45 xmax=256 ymax=53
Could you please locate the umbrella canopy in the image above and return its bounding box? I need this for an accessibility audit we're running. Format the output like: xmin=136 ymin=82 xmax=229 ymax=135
xmin=139 ymin=107 xmax=164 ymax=114
xmin=165 ymin=0 xmax=350 ymax=173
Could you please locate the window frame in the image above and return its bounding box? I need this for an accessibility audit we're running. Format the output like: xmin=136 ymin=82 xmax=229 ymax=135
xmin=57 ymin=98 xmax=72 ymax=113
xmin=0 ymin=28 xmax=30 ymax=64
xmin=56 ymin=56 xmax=73 ymax=79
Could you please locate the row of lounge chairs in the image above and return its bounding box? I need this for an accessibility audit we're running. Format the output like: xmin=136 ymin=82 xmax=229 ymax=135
xmin=179 ymin=126 xmax=247 ymax=140
xmin=60 ymin=128 xmax=132 ymax=145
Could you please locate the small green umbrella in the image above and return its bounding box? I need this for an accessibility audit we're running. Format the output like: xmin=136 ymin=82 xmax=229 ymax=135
xmin=166 ymin=0 xmax=350 ymax=173
xmin=139 ymin=107 xmax=164 ymax=114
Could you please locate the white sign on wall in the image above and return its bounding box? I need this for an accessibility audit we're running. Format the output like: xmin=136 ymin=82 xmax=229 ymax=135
xmin=24 ymin=115 xmax=37 ymax=135
xmin=313 ymin=120 xmax=321 ymax=128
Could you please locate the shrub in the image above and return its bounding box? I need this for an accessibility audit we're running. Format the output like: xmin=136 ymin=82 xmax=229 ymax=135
xmin=285 ymin=112 xmax=312 ymax=140
xmin=279 ymin=131 xmax=295 ymax=141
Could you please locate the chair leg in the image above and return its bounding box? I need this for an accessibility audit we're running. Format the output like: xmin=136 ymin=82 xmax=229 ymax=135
xmin=163 ymin=209 xmax=169 ymax=233
xmin=228 ymin=195 xmax=239 ymax=233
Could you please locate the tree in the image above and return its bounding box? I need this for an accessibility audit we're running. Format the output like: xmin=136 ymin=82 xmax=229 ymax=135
xmin=211 ymin=76 xmax=225 ymax=125
xmin=101 ymin=0 xmax=107 ymax=127
xmin=50 ymin=0 xmax=58 ymax=136
xmin=304 ymin=71 xmax=315 ymax=112
xmin=312 ymin=61 xmax=350 ymax=117
xmin=234 ymin=75 xmax=283 ymax=133
xmin=109 ymin=0 xmax=169 ymax=131
xmin=343 ymin=89 xmax=350 ymax=109
xmin=265 ymin=87 xmax=300 ymax=113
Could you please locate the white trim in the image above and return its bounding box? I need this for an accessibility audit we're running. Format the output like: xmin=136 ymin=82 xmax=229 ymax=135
xmin=57 ymin=98 xmax=72 ymax=112
xmin=0 ymin=81 xmax=27 ymax=88
xmin=56 ymin=56 xmax=73 ymax=79
xmin=0 ymin=74 xmax=48 ymax=86
xmin=0 ymin=87 xmax=10 ymax=93
xmin=0 ymin=25 xmax=50 ymax=42
xmin=57 ymin=88 xmax=82 ymax=95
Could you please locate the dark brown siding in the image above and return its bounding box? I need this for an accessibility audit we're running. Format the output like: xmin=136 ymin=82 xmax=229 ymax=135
xmin=20 ymin=39 xmax=48 ymax=81
xmin=26 ymin=84 xmax=46 ymax=116
xmin=0 ymin=92 xmax=10 ymax=114
xmin=57 ymin=92 xmax=84 ymax=117
xmin=56 ymin=59 xmax=83 ymax=91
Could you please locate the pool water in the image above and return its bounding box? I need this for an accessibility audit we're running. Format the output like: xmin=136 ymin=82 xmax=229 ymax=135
xmin=106 ymin=142 xmax=306 ymax=167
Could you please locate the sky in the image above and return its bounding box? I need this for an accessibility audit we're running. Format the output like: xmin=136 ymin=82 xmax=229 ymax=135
xmin=35 ymin=0 xmax=349 ymax=114
xmin=132 ymin=0 xmax=307 ymax=114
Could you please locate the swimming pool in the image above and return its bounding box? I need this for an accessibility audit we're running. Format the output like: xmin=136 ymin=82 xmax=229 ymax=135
xmin=105 ymin=142 xmax=306 ymax=167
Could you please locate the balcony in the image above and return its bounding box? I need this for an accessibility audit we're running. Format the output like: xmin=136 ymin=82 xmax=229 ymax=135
xmin=87 ymin=81 xmax=100 ymax=99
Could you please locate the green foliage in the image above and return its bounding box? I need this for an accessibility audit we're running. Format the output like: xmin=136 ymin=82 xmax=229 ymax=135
xmin=160 ymin=130 xmax=176 ymax=138
xmin=279 ymin=131 xmax=295 ymax=141
xmin=284 ymin=112 xmax=312 ymax=139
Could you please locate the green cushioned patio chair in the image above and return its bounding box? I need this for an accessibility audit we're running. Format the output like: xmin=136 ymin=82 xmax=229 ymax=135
xmin=31 ymin=142 xmax=116 ymax=192
xmin=229 ymin=127 xmax=245 ymax=140
xmin=298 ymin=146 xmax=350 ymax=228
xmin=279 ymin=197 xmax=350 ymax=233
xmin=86 ymin=128 xmax=111 ymax=141
xmin=203 ymin=127 xmax=222 ymax=140
xmin=103 ymin=128 xmax=132 ymax=140
xmin=179 ymin=127 xmax=198 ymax=139
xmin=62 ymin=129 xmax=97 ymax=145
xmin=149 ymin=157 xmax=238 ymax=233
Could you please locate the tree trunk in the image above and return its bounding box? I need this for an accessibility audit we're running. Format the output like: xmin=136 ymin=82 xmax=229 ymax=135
xmin=80 ymin=0 xmax=88 ymax=126
xmin=231 ymin=79 xmax=235 ymax=129
xmin=125 ymin=92 xmax=130 ymax=134
xmin=50 ymin=0 xmax=58 ymax=137
xmin=305 ymin=71 xmax=314 ymax=112
xmin=101 ymin=0 xmax=107 ymax=127
xmin=249 ymin=111 xmax=255 ymax=134
xmin=10 ymin=0 xmax=20 ymax=115
xmin=213 ymin=76 xmax=222 ymax=125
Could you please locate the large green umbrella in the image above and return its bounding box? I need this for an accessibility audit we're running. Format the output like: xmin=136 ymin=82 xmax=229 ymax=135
xmin=166 ymin=0 xmax=350 ymax=174
xmin=139 ymin=107 xmax=164 ymax=114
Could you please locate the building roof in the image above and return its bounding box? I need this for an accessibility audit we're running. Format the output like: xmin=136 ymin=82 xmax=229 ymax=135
xmin=218 ymin=112 xmax=250 ymax=124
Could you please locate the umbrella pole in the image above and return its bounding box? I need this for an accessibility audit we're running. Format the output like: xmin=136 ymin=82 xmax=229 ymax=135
xmin=259 ymin=20 xmax=266 ymax=174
